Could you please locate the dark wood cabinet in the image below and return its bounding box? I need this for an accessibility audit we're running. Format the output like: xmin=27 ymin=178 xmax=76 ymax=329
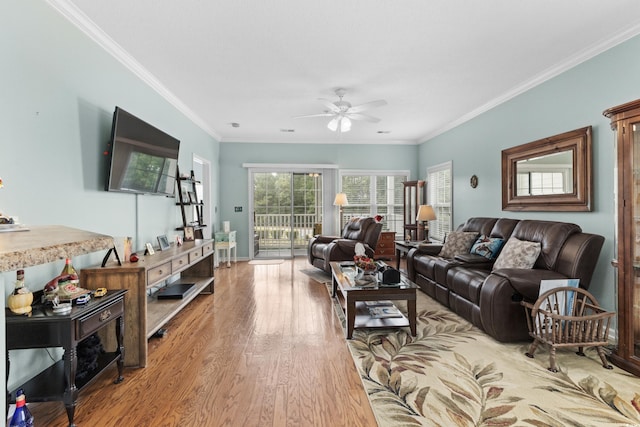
xmin=374 ymin=231 xmax=396 ymax=260
xmin=403 ymin=180 xmax=425 ymax=241
xmin=7 ymin=290 xmax=127 ymax=427
xmin=604 ymin=99 xmax=640 ymax=376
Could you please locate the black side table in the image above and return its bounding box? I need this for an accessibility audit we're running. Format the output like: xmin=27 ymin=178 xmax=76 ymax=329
xmin=6 ymin=289 xmax=127 ymax=427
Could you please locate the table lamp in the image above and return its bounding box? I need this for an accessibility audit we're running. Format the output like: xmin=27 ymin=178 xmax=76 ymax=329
xmin=416 ymin=205 xmax=436 ymax=242
xmin=334 ymin=193 xmax=349 ymax=233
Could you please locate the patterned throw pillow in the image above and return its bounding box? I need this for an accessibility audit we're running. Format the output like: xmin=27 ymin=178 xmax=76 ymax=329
xmin=438 ymin=231 xmax=479 ymax=259
xmin=470 ymin=235 xmax=505 ymax=260
xmin=492 ymin=237 xmax=541 ymax=270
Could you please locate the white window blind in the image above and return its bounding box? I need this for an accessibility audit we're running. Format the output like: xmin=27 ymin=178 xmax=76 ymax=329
xmin=339 ymin=171 xmax=408 ymax=237
xmin=427 ymin=161 xmax=452 ymax=242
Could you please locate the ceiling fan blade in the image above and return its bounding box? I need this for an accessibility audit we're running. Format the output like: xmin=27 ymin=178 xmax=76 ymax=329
xmin=346 ymin=113 xmax=380 ymax=123
xmin=318 ymin=98 xmax=341 ymax=113
xmin=293 ymin=113 xmax=335 ymax=119
xmin=347 ymin=99 xmax=387 ymax=113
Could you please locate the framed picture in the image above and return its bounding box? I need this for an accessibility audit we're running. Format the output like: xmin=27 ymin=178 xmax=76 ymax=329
xmin=145 ymin=242 xmax=155 ymax=255
xmin=180 ymin=185 xmax=189 ymax=203
xmin=188 ymin=191 xmax=198 ymax=204
xmin=175 ymin=235 xmax=183 ymax=246
xmin=184 ymin=226 xmax=195 ymax=241
xmin=157 ymin=235 xmax=170 ymax=251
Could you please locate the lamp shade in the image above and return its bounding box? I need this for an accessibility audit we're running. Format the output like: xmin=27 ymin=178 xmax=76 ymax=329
xmin=416 ymin=205 xmax=436 ymax=221
xmin=333 ymin=193 xmax=349 ymax=206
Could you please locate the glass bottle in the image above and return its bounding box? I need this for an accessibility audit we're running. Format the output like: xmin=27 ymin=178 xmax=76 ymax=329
xmin=10 ymin=389 xmax=34 ymax=427
xmin=7 ymin=270 xmax=33 ymax=315
xmin=60 ymin=258 xmax=79 ymax=283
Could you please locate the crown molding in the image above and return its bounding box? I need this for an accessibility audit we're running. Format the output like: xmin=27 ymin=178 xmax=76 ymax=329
xmin=221 ymin=136 xmax=419 ymax=145
xmin=45 ymin=0 xmax=222 ymax=142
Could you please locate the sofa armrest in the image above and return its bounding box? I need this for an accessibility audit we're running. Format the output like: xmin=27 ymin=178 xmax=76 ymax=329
xmin=313 ymin=235 xmax=341 ymax=244
xmin=491 ymin=268 xmax=567 ymax=300
xmin=415 ymin=243 xmax=443 ymax=256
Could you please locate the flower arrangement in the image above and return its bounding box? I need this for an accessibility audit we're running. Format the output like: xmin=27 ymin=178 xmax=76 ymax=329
xmin=374 ymin=214 xmax=384 ymax=223
xmin=354 ymin=255 xmax=377 ymax=272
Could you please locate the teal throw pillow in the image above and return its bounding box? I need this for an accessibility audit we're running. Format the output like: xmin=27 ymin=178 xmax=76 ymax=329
xmin=470 ymin=235 xmax=505 ymax=260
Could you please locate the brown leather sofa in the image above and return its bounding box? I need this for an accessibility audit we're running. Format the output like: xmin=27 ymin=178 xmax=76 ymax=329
xmin=407 ymin=217 xmax=604 ymax=342
xmin=308 ymin=217 xmax=383 ymax=273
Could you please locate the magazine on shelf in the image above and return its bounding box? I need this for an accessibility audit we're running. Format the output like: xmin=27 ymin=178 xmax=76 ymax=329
xmin=538 ymin=278 xmax=580 ymax=316
xmin=364 ymin=300 xmax=394 ymax=307
xmin=369 ymin=305 xmax=403 ymax=318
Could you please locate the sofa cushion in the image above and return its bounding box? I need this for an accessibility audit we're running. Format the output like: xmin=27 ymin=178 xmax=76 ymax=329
xmin=510 ymin=220 xmax=581 ymax=270
xmin=492 ymin=237 xmax=541 ymax=270
xmin=470 ymin=235 xmax=504 ymax=260
xmin=439 ymin=231 xmax=478 ymax=258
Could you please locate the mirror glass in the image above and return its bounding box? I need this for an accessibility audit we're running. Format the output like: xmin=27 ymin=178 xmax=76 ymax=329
xmin=515 ymin=150 xmax=573 ymax=196
xmin=502 ymin=126 xmax=592 ymax=212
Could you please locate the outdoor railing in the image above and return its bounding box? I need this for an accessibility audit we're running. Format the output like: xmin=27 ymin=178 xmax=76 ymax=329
xmin=254 ymin=213 xmax=402 ymax=250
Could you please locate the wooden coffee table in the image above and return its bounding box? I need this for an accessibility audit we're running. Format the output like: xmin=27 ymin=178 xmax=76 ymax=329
xmin=330 ymin=261 xmax=417 ymax=339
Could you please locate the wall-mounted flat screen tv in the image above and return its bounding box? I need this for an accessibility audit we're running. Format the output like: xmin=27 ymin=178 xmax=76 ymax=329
xmin=105 ymin=107 xmax=180 ymax=196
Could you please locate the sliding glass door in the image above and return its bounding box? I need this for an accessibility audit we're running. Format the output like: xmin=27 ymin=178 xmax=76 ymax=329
xmin=251 ymin=170 xmax=322 ymax=258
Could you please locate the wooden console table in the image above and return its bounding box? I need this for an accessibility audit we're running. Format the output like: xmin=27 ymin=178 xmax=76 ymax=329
xmin=6 ymin=290 xmax=126 ymax=427
xmin=80 ymin=239 xmax=214 ymax=367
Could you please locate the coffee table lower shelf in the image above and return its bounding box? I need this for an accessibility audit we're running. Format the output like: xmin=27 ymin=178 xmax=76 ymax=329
xmin=353 ymin=302 xmax=410 ymax=330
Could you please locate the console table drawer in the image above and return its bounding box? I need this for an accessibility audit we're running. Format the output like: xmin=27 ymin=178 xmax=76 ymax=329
xmin=203 ymin=242 xmax=214 ymax=254
xmin=77 ymin=299 xmax=124 ymax=340
xmin=189 ymin=248 xmax=203 ymax=263
xmin=172 ymin=253 xmax=190 ymax=271
xmin=147 ymin=262 xmax=172 ymax=285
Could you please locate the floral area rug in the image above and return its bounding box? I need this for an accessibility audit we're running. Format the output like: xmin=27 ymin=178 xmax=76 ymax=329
xmin=328 ymin=285 xmax=640 ymax=426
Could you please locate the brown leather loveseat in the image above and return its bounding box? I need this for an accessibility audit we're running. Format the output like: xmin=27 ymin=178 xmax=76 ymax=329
xmin=308 ymin=217 xmax=382 ymax=274
xmin=407 ymin=217 xmax=604 ymax=342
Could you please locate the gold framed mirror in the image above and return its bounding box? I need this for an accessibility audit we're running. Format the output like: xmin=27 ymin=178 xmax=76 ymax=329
xmin=502 ymin=126 xmax=592 ymax=211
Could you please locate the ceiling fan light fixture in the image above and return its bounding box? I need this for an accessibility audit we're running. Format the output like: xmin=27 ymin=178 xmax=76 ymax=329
xmin=340 ymin=117 xmax=352 ymax=132
xmin=327 ymin=117 xmax=339 ymax=132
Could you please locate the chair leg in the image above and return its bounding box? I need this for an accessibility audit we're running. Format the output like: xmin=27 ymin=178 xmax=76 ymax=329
xmin=548 ymin=346 xmax=558 ymax=373
xmin=525 ymin=340 xmax=539 ymax=358
xmin=576 ymin=346 xmax=586 ymax=357
xmin=596 ymin=346 xmax=614 ymax=369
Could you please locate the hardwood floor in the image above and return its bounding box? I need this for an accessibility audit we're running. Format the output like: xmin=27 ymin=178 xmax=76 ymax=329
xmin=27 ymin=258 xmax=378 ymax=427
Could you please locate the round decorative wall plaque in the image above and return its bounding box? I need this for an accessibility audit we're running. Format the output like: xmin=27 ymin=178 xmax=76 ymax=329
xmin=470 ymin=175 xmax=478 ymax=188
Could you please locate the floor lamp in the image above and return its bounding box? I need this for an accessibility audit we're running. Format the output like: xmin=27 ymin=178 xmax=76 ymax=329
xmin=416 ymin=205 xmax=436 ymax=242
xmin=334 ymin=193 xmax=348 ymax=234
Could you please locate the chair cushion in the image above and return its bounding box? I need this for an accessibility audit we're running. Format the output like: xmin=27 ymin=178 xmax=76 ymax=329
xmin=492 ymin=237 xmax=541 ymax=270
xmin=439 ymin=231 xmax=478 ymax=259
xmin=470 ymin=235 xmax=505 ymax=260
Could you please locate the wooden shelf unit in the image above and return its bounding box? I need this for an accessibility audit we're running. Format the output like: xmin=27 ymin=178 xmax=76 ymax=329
xmin=403 ymin=180 xmax=425 ymax=241
xmin=176 ymin=167 xmax=206 ymax=239
xmin=604 ymin=99 xmax=640 ymax=376
xmin=80 ymin=239 xmax=214 ymax=367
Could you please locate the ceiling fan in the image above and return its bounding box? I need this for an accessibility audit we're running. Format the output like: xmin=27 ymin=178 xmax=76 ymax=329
xmin=294 ymin=89 xmax=387 ymax=132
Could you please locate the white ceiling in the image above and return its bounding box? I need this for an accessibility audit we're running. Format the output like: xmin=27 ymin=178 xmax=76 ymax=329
xmin=50 ymin=0 xmax=640 ymax=145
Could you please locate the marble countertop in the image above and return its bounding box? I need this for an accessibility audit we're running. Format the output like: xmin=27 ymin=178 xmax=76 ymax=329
xmin=0 ymin=225 xmax=114 ymax=272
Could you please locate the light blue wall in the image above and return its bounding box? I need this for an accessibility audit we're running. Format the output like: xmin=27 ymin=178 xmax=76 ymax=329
xmin=417 ymin=34 xmax=640 ymax=311
xmin=0 ymin=1 xmax=219 ymax=390
xmin=220 ymin=142 xmax=419 ymax=257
